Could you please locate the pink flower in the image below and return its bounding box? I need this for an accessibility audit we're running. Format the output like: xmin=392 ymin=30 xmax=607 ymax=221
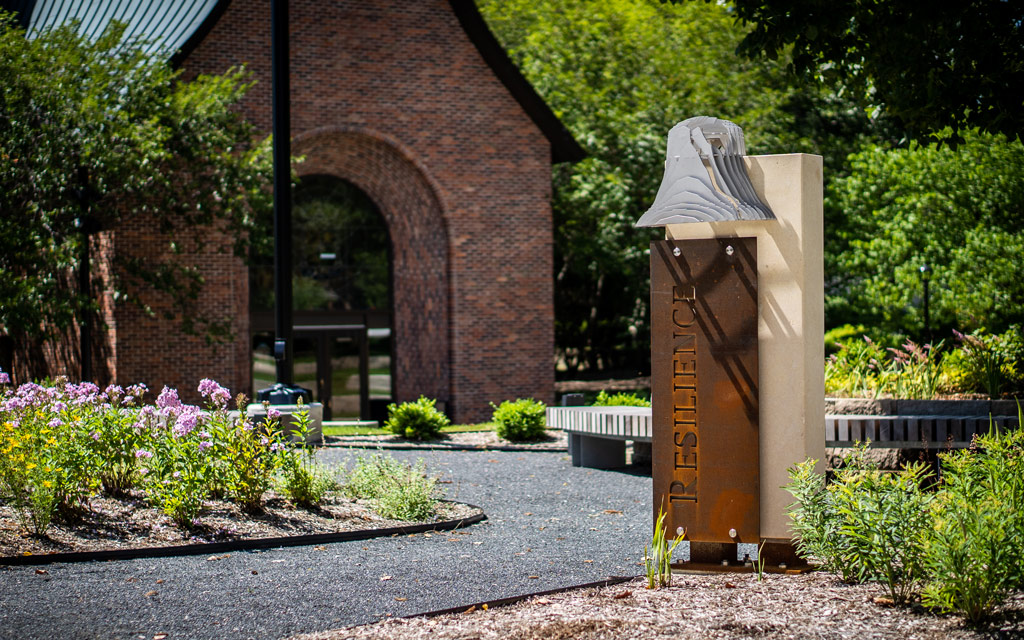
xmin=198 ymin=378 xmax=231 ymax=408
xmin=172 ymin=408 xmax=202 ymax=438
xmin=156 ymin=386 xmax=182 ymax=411
xmin=267 ymin=407 xmax=282 ymax=420
xmin=135 ymin=449 xmax=153 ymax=459
xmin=0 ymin=371 xmax=9 ymax=384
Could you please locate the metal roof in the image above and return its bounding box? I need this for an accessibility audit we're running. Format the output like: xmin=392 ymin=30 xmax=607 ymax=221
xmin=0 ymin=0 xmax=229 ymax=64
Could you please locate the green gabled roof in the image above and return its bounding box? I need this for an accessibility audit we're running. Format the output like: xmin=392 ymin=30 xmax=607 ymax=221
xmin=0 ymin=0 xmax=229 ymax=65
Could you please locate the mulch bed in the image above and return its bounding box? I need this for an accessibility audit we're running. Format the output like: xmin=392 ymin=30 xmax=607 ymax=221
xmin=0 ymin=492 xmax=480 ymax=559
xmin=293 ymin=572 xmax=1024 ymax=640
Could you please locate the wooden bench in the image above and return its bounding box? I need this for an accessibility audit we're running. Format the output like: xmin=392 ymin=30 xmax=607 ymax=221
xmin=546 ymin=406 xmax=652 ymax=468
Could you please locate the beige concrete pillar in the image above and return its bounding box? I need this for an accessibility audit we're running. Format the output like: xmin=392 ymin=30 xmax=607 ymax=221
xmin=665 ymin=153 xmax=825 ymax=540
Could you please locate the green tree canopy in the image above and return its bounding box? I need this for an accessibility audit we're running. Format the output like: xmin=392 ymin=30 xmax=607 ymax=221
xmin=727 ymin=0 xmax=1024 ymax=145
xmin=479 ymin=0 xmax=878 ymax=373
xmin=0 ymin=13 xmax=272 ymax=374
xmin=827 ymin=131 xmax=1024 ymax=336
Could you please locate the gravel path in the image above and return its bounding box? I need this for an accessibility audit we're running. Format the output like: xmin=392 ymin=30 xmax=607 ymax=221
xmin=0 ymin=449 xmax=652 ymax=640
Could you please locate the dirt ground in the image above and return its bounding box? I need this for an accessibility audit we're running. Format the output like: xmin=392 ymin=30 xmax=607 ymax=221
xmin=293 ymin=572 xmax=1024 ymax=640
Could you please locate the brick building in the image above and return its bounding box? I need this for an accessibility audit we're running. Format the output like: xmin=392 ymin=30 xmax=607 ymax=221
xmin=5 ymin=0 xmax=582 ymax=422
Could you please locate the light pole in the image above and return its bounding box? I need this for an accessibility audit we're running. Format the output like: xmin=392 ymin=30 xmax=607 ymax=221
xmin=919 ymin=264 xmax=932 ymax=338
xmin=272 ymin=0 xmax=293 ymax=386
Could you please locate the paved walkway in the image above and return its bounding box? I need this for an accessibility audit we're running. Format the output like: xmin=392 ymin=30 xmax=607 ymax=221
xmin=0 ymin=449 xmax=652 ymax=640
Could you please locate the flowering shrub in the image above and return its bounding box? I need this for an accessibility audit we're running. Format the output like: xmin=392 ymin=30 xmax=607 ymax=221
xmin=0 ymin=372 xmax=449 ymax=533
xmin=826 ymin=329 xmax=1022 ymax=399
xmin=0 ymin=374 xmax=293 ymax=530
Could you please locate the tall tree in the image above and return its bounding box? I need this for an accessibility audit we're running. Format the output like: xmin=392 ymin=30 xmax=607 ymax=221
xmin=0 ymin=14 xmax=272 ymax=378
xmin=727 ymin=0 xmax=1024 ymax=145
xmin=479 ymin=0 xmax=879 ymax=373
xmin=827 ymin=131 xmax=1024 ymax=336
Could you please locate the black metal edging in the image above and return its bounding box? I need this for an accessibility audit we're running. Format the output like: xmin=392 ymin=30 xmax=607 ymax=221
xmin=0 ymin=502 xmax=486 ymax=567
xmin=322 ymin=440 xmax=567 ymax=453
xmin=400 ymin=575 xmax=637 ymax=620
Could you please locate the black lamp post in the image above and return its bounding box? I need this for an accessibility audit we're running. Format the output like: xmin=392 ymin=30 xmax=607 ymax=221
xmin=271 ymin=0 xmax=293 ymax=386
xmin=919 ymin=264 xmax=932 ymax=338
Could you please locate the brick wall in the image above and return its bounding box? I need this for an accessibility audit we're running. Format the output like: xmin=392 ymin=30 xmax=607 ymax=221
xmin=111 ymin=0 xmax=555 ymax=421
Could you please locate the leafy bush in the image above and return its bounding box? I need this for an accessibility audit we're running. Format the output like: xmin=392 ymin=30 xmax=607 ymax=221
xmin=831 ymin=463 xmax=933 ymax=604
xmin=593 ymin=390 xmax=650 ymax=407
xmin=787 ymin=412 xmax=1024 ymax=621
xmin=277 ymin=405 xmax=337 ymax=507
xmin=942 ymin=327 xmax=1024 ymax=398
xmin=342 ymin=454 xmax=438 ymax=521
xmin=491 ymin=398 xmax=547 ymax=442
xmin=384 ymin=397 xmax=449 ymax=441
xmin=922 ymin=414 xmax=1024 ymax=622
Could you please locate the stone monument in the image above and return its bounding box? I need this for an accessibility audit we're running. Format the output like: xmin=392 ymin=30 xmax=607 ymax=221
xmin=639 ymin=117 xmax=825 ymax=567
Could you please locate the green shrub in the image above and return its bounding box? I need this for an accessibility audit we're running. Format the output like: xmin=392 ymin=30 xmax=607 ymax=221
xmin=384 ymin=396 xmax=449 ymax=440
xmin=342 ymin=454 xmax=438 ymax=521
xmin=831 ymin=462 xmax=933 ymax=604
xmin=593 ymin=390 xmax=650 ymax=407
xmin=943 ymin=327 xmax=1024 ymax=398
xmin=276 ymin=406 xmax=337 ymax=508
xmin=491 ymin=398 xmax=547 ymax=441
xmin=787 ymin=413 xmax=1024 ymax=621
xmin=922 ymin=413 xmax=1024 ymax=622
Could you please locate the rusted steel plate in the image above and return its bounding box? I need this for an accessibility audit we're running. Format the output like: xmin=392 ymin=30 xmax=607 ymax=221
xmin=650 ymin=238 xmax=759 ymax=544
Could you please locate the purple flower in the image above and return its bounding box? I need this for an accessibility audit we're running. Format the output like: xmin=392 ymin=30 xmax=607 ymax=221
xmin=198 ymin=440 xmax=212 ymax=452
xmin=267 ymin=407 xmax=282 ymax=420
xmin=52 ymin=401 xmax=66 ymax=412
xmin=48 ymin=418 xmax=62 ymax=429
xmin=135 ymin=449 xmax=154 ymax=459
xmin=90 ymin=431 xmax=100 ymax=441
xmin=0 ymin=371 xmax=9 ymax=384
xmin=156 ymin=386 xmax=182 ymax=411
xmin=173 ymin=409 xmax=201 ymax=438
xmin=198 ymin=378 xmax=231 ymax=408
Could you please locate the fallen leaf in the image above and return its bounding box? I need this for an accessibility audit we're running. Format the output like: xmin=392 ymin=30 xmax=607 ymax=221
xmin=725 ymin=582 xmax=737 ymax=589
xmin=154 ymin=634 xmax=168 ymax=640
xmin=463 ymin=605 xmax=476 ymax=614
xmin=871 ymin=596 xmax=894 ymax=606
xmin=487 ymin=459 xmax=498 ymax=463
xmin=380 ymin=575 xmax=392 ymax=581
xmin=536 ymin=598 xmax=551 ymax=605
xmin=155 ymin=579 xmax=164 ymax=584
xmin=603 ymin=509 xmax=623 ymax=514
xmin=314 ymin=545 xmax=326 ymax=551
xmin=35 ymin=569 xmax=48 ymax=575
xmin=583 ymin=559 xmax=593 ymax=563
xmin=144 ymin=590 xmax=158 ymax=597
xmin=528 ymin=575 xmax=540 ymax=579
xmin=613 ymin=591 xmax=631 ymax=600
xmin=251 ymin=570 xmax=258 ymax=575
xmin=394 ymin=597 xmax=407 ymax=602
xmin=206 ymin=554 xmax=230 ymax=562
xmin=523 ymin=512 xmax=533 ymax=516
xmin=126 ymin=577 xmax=137 ymax=583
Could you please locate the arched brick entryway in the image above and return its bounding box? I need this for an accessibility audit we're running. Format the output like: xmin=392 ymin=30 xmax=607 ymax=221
xmin=293 ymin=128 xmax=451 ymax=408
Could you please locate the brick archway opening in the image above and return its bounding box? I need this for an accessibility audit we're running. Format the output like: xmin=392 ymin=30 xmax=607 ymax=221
xmin=291 ymin=129 xmax=451 ymax=411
